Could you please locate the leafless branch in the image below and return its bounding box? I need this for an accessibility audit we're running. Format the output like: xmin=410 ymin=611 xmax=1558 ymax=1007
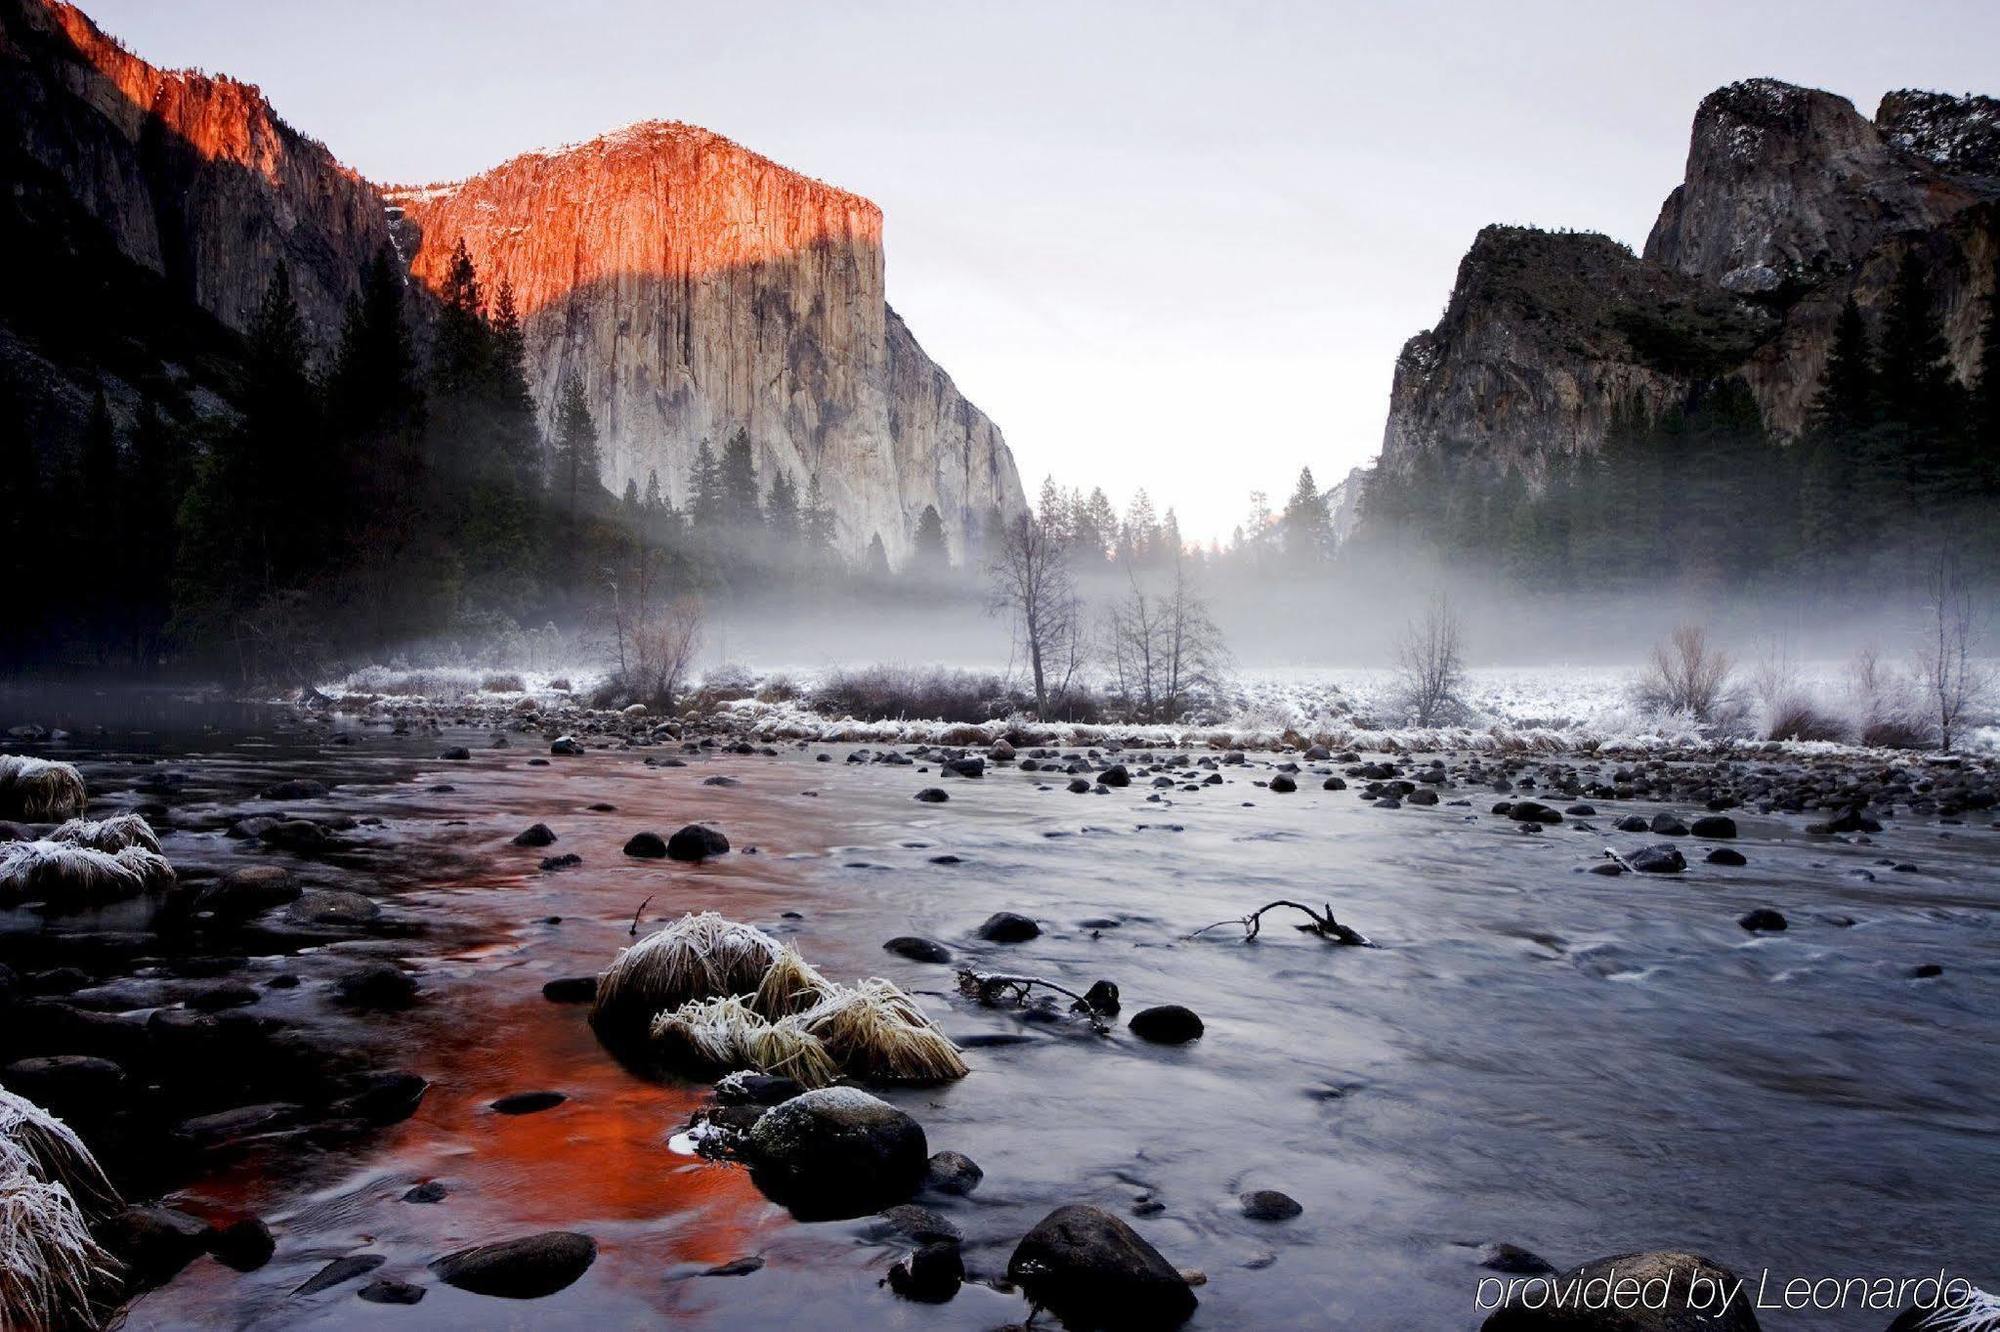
xmin=1184 ymin=900 xmax=1370 ymax=946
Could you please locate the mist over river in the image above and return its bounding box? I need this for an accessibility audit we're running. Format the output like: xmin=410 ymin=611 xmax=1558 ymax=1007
xmin=3 ymin=692 xmax=1996 ymax=1330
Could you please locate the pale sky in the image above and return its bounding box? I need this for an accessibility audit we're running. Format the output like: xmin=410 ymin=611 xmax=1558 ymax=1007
xmin=82 ymin=0 xmax=2000 ymax=543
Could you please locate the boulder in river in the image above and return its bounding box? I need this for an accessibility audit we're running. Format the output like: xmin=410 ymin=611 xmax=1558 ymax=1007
xmin=923 ymin=1150 xmax=984 ymax=1196
xmin=512 ymin=823 xmax=558 ymax=847
xmin=1240 ymin=1189 xmax=1302 ymax=1220
xmin=1738 ymin=909 xmax=1786 ymax=933
xmin=1129 ymin=1005 xmax=1203 ymax=1044
xmin=744 ymin=1087 xmax=928 ymax=1220
xmin=1007 ymin=1204 xmax=1197 ymax=1330
xmin=914 ymin=788 xmax=950 ymax=803
xmin=976 ymin=912 xmax=1040 ymax=943
xmin=623 ymin=831 xmax=668 ymax=859
xmin=1627 ymin=845 xmax=1686 ymax=875
xmin=888 ymin=1240 xmax=964 ymax=1303
xmin=666 ymin=824 xmax=730 ymax=862
xmin=1479 ymin=1250 xmax=1760 ymax=1330
xmin=1690 ymin=815 xmax=1737 ymax=839
xmin=430 ymin=1231 xmax=598 ymax=1298
xmin=884 ymin=936 xmax=952 ymax=964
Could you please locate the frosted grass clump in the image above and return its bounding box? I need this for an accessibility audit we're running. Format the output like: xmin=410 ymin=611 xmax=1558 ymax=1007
xmin=797 ymin=978 xmax=969 ymax=1083
xmin=0 ymin=1085 xmax=120 ymax=1330
xmin=0 ymin=756 xmax=87 ymax=822
xmin=0 ymin=840 xmax=175 ymax=906
xmin=592 ymin=912 xmax=785 ymax=1032
xmin=49 ymin=813 xmax=161 ymax=855
xmin=752 ymin=945 xmax=836 ymax=1019
xmin=650 ymin=997 xmax=840 ymax=1088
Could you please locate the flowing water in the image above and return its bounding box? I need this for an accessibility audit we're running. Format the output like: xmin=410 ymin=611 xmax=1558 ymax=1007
xmin=6 ymin=694 xmax=1998 ymax=1330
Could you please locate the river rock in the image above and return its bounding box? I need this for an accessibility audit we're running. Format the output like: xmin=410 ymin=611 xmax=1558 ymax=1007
xmin=1627 ymin=845 xmax=1686 ymax=874
xmin=208 ymin=1216 xmax=275 ymax=1271
xmin=1705 ymin=848 xmax=1747 ymax=867
xmin=885 ymin=936 xmax=952 ymax=963
xmin=744 ymin=1087 xmax=928 ymax=1220
xmin=888 ymin=1240 xmax=964 ymax=1303
xmin=1129 ymin=1005 xmax=1203 ymax=1044
xmin=542 ymin=975 xmax=597 ymax=1003
xmin=977 ymin=911 xmax=1040 ymax=943
xmin=334 ymin=963 xmax=417 ymax=1009
xmin=100 ymin=1205 xmax=214 ymax=1289
xmin=1240 ymin=1189 xmax=1302 ymax=1220
xmin=1269 ymin=774 xmax=1297 ymax=793
xmin=1690 ymin=815 xmax=1737 ymax=839
xmin=1007 ymin=1204 xmax=1197 ymax=1330
xmin=623 ymin=831 xmax=668 ymax=858
xmin=430 ymin=1231 xmax=598 ymax=1298
xmin=358 ymin=1279 xmax=426 ymax=1305
xmin=1738 ymin=909 xmax=1786 ymax=932
xmin=1509 ymin=802 xmax=1564 ymax=825
xmin=915 ymin=787 xmax=950 ymax=803
xmin=667 ymin=824 xmax=730 ymax=861
xmin=512 ymin=823 xmax=558 ymax=847
xmin=491 ymin=1090 xmax=566 ymax=1115
xmin=1480 ymin=1250 xmax=1760 ymax=1329
xmin=923 ymin=1150 xmax=984 ymax=1196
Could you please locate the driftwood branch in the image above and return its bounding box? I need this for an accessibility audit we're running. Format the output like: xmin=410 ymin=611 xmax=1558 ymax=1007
xmin=957 ymin=968 xmax=1113 ymax=1030
xmin=629 ymin=894 xmax=654 ymax=936
xmin=1184 ymin=900 xmax=1370 ymax=946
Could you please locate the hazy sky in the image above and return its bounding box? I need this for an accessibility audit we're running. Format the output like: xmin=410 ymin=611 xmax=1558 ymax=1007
xmin=82 ymin=0 xmax=1999 ymax=542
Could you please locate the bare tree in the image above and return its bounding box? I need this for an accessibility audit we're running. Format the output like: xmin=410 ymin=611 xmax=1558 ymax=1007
xmin=628 ymin=596 xmax=705 ymax=713
xmin=1634 ymin=622 xmax=1735 ymax=722
xmin=1914 ymin=553 xmax=1992 ymax=752
xmin=1105 ymin=554 xmax=1229 ymax=723
xmin=1391 ymin=590 xmax=1467 ymax=727
xmin=988 ymin=512 xmax=1085 ymax=717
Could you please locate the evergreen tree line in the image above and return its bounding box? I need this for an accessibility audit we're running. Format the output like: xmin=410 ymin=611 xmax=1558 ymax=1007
xmin=0 ymin=241 xmax=1000 ymax=680
xmin=1356 ymin=250 xmax=2000 ymax=591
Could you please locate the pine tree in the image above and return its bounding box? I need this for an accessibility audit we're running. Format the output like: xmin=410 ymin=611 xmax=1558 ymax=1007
xmin=488 ymin=279 xmax=543 ymax=491
xmin=802 ymin=472 xmax=836 ymax=554
xmin=1879 ymin=252 xmax=1954 ymax=428
xmin=1037 ymin=475 xmax=1071 ymax=543
xmin=688 ymin=440 xmax=723 ymax=531
xmin=911 ymin=503 xmax=949 ymax=568
xmin=0 ymin=374 xmax=45 ymax=664
xmin=551 ymin=372 xmax=601 ymax=523
xmin=1159 ymin=507 xmax=1182 ymax=561
xmin=719 ymin=428 xmax=761 ymax=530
xmin=864 ymin=532 xmax=890 ymax=578
xmin=766 ymin=471 xmax=800 ymax=546
xmin=1280 ymin=466 xmax=1331 ymax=562
xmin=432 ymin=239 xmax=488 ymax=401
xmin=76 ymin=387 xmax=122 ymax=656
xmin=1809 ymin=297 xmax=1875 ymax=438
xmin=1971 ymin=246 xmax=2000 ymax=489
xmin=123 ymin=395 xmax=181 ymax=663
xmin=1121 ymin=488 xmax=1159 ymax=564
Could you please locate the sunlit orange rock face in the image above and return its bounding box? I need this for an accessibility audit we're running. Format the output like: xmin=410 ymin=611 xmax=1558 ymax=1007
xmin=2 ymin=0 xmax=390 ymax=341
xmin=5 ymin=0 xmax=1024 ymax=556
xmin=388 ymin=123 xmax=1025 ymax=556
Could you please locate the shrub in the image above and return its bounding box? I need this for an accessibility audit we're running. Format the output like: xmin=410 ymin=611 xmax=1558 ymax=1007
xmin=1633 ymin=624 xmax=1736 ymax=723
xmin=1861 ymin=717 xmax=1934 ymax=750
xmin=808 ymin=666 xmax=1023 ymax=724
xmin=479 ymin=672 xmax=526 ymax=693
xmin=1764 ymin=696 xmax=1850 ymax=743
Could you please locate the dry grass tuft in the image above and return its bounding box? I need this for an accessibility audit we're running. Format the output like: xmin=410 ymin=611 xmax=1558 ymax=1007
xmin=0 ymin=1085 xmax=121 ymax=1329
xmin=0 ymin=756 xmax=87 ymax=822
xmin=49 ymin=813 xmax=161 ymax=855
xmin=0 ymin=841 xmax=175 ymax=906
xmin=798 ymin=978 xmax=970 ymax=1084
xmin=592 ymin=912 xmax=784 ymax=1032
xmin=649 ymin=997 xmax=841 ymax=1087
xmin=752 ymin=946 xmax=836 ymax=1019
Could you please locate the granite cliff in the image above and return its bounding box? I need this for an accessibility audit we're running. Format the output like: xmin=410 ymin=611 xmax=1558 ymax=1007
xmin=1373 ymin=78 xmax=2000 ymax=493
xmin=0 ymin=0 xmax=1023 ymax=559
